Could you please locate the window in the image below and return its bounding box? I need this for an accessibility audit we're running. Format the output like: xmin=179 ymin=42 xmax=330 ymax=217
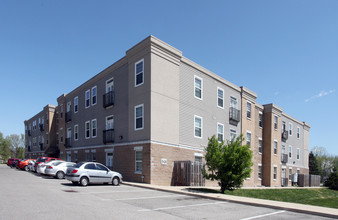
xmin=273 ymin=166 xmax=277 ymax=180
xmin=74 ymin=97 xmax=78 ymax=113
xmin=135 ymin=104 xmax=144 ymax=130
xmin=259 ymin=112 xmax=263 ymax=128
xmin=74 ymin=125 xmax=78 ymax=141
xmin=230 ymin=96 xmax=238 ymax=109
xmin=85 ymin=151 xmax=90 ymax=162
xmin=60 ymin=128 xmax=63 ymax=143
xmin=297 ymin=127 xmax=300 ymax=139
xmin=92 ymin=119 xmax=97 ymax=138
xmin=60 ymin=105 xmax=63 ymax=118
xmin=194 ymin=76 xmax=202 ymax=99
xmin=85 ymin=121 xmax=90 ymax=139
xmin=135 ymin=59 xmax=144 ymax=86
xmin=194 ymin=115 xmax=202 ymax=138
xmin=274 ymin=115 xmax=278 ymax=130
xmin=247 ymin=102 xmax=251 ymax=118
xmin=92 ymin=150 xmax=96 ymax=162
xmin=289 ymin=168 xmax=292 ymax=180
xmin=85 ymin=90 xmax=90 ymax=108
xmin=230 ymin=129 xmax=236 ymax=141
xmin=217 ymin=123 xmax=224 ymax=142
xmin=258 ymin=138 xmax=262 ymax=153
xmin=195 ymin=153 xmax=203 ymax=163
xmin=258 ymin=165 xmax=262 ymax=179
xmin=289 ymin=145 xmax=292 ymax=158
xmin=274 ymin=140 xmax=278 ymax=155
xmin=135 ymin=147 xmax=143 ymax=173
xmin=282 ymin=121 xmax=286 ymax=132
xmin=246 ymin=131 xmax=251 ymax=146
xmin=289 ymin=123 xmax=293 ymax=136
xmin=67 ymin=101 xmax=71 ymax=113
xmin=297 ymin=148 xmax=300 ymax=160
xmin=217 ymin=88 xmax=224 ymax=108
xmin=91 ymin=86 xmax=97 ymax=106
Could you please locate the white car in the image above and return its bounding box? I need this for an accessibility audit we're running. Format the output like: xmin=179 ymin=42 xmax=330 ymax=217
xmin=37 ymin=160 xmax=64 ymax=175
xmin=45 ymin=161 xmax=76 ymax=179
xmin=28 ymin=160 xmax=36 ymax=172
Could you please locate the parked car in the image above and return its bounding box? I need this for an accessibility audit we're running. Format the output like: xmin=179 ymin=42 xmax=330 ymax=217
xmin=45 ymin=161 xmax=76 ymax=179
xmin=7 ymin=158 xmax=18 ymax=168
xmin=15 ymin=159 xmax=23 ymax=169
xmin=34 ymin=157 xmax=60 ymax=172
xmin=65 ymin=162 xmax=123 ymax=186
xmin=37 ymin=160 xmax=64 ymax=175
xmin=18 ymin=159 xmax=35 ymax=171
xmin=28 ymin=160 xmax=36 ymax=172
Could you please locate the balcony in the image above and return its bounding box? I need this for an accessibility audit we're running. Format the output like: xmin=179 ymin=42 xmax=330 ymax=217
xmin=281 ymin=130 xmax=288 ymax=142
xmin=65 ymin=138 xmax=72 ymax=148
xmin=281 ymin=178 xmax=289 ymax=187
xmin=65 ymin=111 xmax=72 ymax=122
xmin=39 ymin=143 xmax=44 ymax=151
xmin=103 ymin=129 xmax=115 ymax=144
xmin=103 ymin=91 xmax=115 ymax=108
xmin=229 ymin=107 xmax=240 ymax=122
xmin=28 ymin=130 xmax=32 ymax=136
xmin=39 ymin=124 xmax=44 ymax=131
xmin=27 ymin=146 xmax=32 ymax=152
xmin=281 ymin=153 xmax=288 ymax=163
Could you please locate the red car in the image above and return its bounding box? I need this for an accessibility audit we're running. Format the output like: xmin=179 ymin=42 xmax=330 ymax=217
xmin=7 ymin=158 xmax=19 ymax=168
xmin=34 ymin=157 xmax=60 ymax=172
xmin=18 ymin=159 xmax=36 ymax=171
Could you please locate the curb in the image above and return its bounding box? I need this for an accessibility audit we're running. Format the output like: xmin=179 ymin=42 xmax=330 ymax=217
xmin=123 ymin=182 xmax=338 ymax=219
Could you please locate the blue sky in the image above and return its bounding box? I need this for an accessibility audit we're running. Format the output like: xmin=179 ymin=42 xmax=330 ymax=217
xmin=0 ymin=0 xmax=337 ymax=155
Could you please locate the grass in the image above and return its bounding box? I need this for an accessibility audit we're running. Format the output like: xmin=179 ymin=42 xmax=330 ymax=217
xmin=187 ymin=187 xmax=338 ymax=209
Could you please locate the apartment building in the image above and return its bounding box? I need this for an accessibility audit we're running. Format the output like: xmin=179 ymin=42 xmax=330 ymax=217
xmin=24 ymin=36 xmax=310 ymax=186
xmin=24 ymin=104 xmax=57 ymax=159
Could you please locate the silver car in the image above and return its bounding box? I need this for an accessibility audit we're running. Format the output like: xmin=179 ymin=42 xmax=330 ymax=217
xmin=65 ymin=162 xmax=123 ymax=186
xmin=37 ymin=160 xmax=64 ymax=175
xmin=45 ymin=161 xmax=76 ymax=179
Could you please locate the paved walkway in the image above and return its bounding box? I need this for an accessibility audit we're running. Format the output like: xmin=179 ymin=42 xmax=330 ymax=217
xmin=123 ymin=182 xmax=338 ymax=219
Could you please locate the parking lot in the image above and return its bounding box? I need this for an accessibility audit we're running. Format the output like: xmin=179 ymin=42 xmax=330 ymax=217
xmin=0 ymin=165 xmax=333 ymax=220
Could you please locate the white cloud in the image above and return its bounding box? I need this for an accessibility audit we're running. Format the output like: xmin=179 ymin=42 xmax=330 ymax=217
xmin=305 ymin=89 xmax=335 ymax=102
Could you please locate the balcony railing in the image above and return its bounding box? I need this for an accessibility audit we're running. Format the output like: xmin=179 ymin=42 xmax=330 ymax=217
xmin=28 ymin=130 xmax=32 ymax=136
xmin=65 ymin=138 xmax=72 ymax=148
xmin=27 ymin=146 xmax=32 ymax=152
xmin=103 ymin=91 xmax=115 ymax=108
xmin=281 ymin=178 xmax=289 ymax=187
xmin=229 ymin=107 xmax=240 ymax=122
xmin=281 ymin=153 xmax=288 ymax=163
xmin=103 ymin=129 xmax=115 ymax=144
xmin=281 ymin=130 xmax=288 ymax=141
xmin=65 ymin=111 xmax=72 ymax=122
xmin=39 ymin=124 xmax=44 ymax=131
xmin=39 ymin=143 xmax=44 ymax=151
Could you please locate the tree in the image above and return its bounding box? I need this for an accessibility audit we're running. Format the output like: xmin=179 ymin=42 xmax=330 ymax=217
xmin=0 ymin=132 xmax=11 ymax=161
xmin=203 ymin=135 xmax=253 ymax=193
xmin=6 ymin=134 xmax=25 ymax=159
xmin=324 ymin=168 xmax=338 ymax=190
xmin=309 ymin=151 xmax=319 ymax=175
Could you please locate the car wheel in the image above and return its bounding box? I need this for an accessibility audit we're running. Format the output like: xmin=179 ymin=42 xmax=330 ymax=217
xmin=72 ymin=181 xmax=78 ymax=185
xmin=24 ymin=166 xmax=29 ymax=172
xmin=112 ymin=177 xmax=120 ymax=186
xmin=56 ymin=171 xmax=65 ymax=179
xmin=80 ymin=177 xmax=89 ymax=186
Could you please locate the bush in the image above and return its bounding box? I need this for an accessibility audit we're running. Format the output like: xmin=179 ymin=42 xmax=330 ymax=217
xmin=324 ymin=171 xmax=338 ymax=190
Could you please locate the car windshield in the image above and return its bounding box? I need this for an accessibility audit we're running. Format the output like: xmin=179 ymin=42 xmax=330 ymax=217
xmin=74 ymin=162 xmax=85 ymax=168
xmin=53 ymin=161 xmax=64 ymax=166
xmin=37 ymin=158 xmax=47 ymax=163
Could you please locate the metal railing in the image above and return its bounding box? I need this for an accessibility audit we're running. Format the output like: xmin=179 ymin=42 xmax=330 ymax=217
xmin=229 ymin=107 xmax=240 ymax=122
xmin=103 ymin=129 xmax=115 ymax=144
xmin=39 ymin=124 xmax=44 ymax=131
xmin=65 ymin=111 xmax=72 ymax=122
xmin=281 ymin=153 xmax=288 ymax=163
xmin=103 ymin=91 xmax=115 ymax=108
xmin=39 ymin=143 xmax=44 ymax=151
xmin=65 ymin=138 xmax=71 ymax=148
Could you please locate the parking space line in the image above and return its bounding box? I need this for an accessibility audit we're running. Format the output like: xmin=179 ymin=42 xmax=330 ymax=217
xmin=138 ymin=201 xmax=228 ymax=212
xmin=116 ymin=194 xmax=188 ymax=201
xmin=78 ymin=190 xmax=150 ymax=194
xmin=239 ymin=210 xmax=286 ymax=220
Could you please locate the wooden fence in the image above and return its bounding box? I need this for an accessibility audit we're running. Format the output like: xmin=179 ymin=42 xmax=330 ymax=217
xmin=172 ymin=161 xmax=205 ymax=186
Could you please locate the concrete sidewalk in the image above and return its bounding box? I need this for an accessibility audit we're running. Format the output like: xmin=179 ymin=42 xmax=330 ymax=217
xmin=123 ymin=182 xmax=338 ymax=219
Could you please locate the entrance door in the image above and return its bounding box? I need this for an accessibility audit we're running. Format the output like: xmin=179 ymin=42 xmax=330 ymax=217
xmin=106 ymin=79 xmax=114 ymax=93
xmin=106 ymin=152 xmax=113 ymax=170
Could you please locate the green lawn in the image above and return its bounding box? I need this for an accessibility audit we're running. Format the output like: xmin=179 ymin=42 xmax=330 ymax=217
xmin=187 ymin=188 xmax=338 ymax=209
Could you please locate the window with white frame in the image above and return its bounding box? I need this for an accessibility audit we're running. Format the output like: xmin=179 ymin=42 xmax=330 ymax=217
xmin=258 ymin=138 xmax=263 ymax=153
xmin=195 ymin=153 xmax=203 ymax=163
xmin=247 ymin=102 xmax=251 ymax=118
xmin=85 ymin=90 xmax=90 ymax=108
xmin=135 ymin=147 xmax=143 ymax=173
xmin=259 ymin=112 xmax=263 ymax=128
xmin=74 ymin=124 xmax=78 ymax=141
xmin=297 ymin=127 xmax=300 ymax=139
xmin=230 ymin=129 xmax=236 ymax=142
xmin=92 ymin=119 xmax=97 ymax=138
xmin=289 ymin=145 xmax=292 ymax=158
xmin=135 ymin=59 xmax=144 ymax=87
xmin=194 ymin=115 xmax=202 ymax=138
xmin=135 ymin=104 xmax=144 ymax=130
xmin=273 ymin=166 xmax=277 ymax=180
xmin=194 ymin=76 xmax=202 ymax=99
xmin=246 ymin=131 xmax=251 ymax=146
xmin=74 ymin=97 xmax=78 ymax=113
xmin=217 ymin=88 xmax=224 ymax=108
xmin=274 ymin=140 xmax=278 ymax=155
xmin=258 ymin=164 xmax=262 ymax=179
xmin=217 ymin=123 xmax=224 ymax=142
xmin=230 ymin=96 xmax=238 ymax=109
xmin=289 ymin=123 xmax=293 ymax=136
xmin=91 ymin=86 xmax=97 ymax=106
xmin=282 ymin=121 xmax=286 ymax=132
xmin=297 ymin=148 xmax=300 ymax=160
xmin=274 ymin=115 xmax=278 ymax=130
xmin=85 ymin=121 xmax=90 ymax=139
xmin=289 ymin=167 xmax=292 ymax=180
xmin=67 ymin=101 xmax=71 ymax=113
